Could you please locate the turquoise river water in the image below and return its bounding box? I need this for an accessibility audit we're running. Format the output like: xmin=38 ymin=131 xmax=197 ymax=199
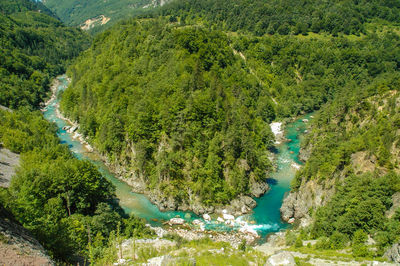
xmin=43 ymin=76 xmax=312 ymax=240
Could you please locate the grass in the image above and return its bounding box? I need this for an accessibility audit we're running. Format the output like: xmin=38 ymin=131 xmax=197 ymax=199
xmin=288 ymin=246 xmax=389 ymax=263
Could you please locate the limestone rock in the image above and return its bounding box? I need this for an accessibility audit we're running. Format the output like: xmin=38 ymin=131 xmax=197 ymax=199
xmin=265 ymin=251 xmax=295 ymax=266
xmin=280 ymin=178 xmax=335 ymax=225
xmin=202 ymin=213 xmax=211 ymax=221
xmin=384 ymin=242 xmax=400 ymax=264
xmin=250 ymin=180 xmax=270 ymax=198
xmin=169 ymin=218 xmax=185 ymax=225
xmin=386 ymin=192 xmax=400 ymax=218
xmin=145 ymin=255 xmax=173 ymax=266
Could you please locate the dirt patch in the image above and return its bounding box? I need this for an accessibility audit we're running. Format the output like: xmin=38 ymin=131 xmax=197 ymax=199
xmin=350 ymin=151 xmax=376 ymax=175
xmin=80 ymin=15 xmax=110 ymax=31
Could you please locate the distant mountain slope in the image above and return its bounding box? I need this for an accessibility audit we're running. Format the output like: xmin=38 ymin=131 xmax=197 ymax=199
xmin=60 ymin=19 xmax=275 ymax=212
xmin=42 ymin=0 xmax=167 ymax=31
xmin=0 ymin=0 xmax=56 ymax=17
xmin=0 ymin=0 xmax=90 ymax=110
xmin=158 ymin=0 xmax=400 ymax=35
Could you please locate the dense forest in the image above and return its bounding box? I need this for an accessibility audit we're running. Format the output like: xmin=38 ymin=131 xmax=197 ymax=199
xmin=157 ymin=0 xmax=400 ymax=36
xmin=61 ymin=19 xmax=275 ymax=207
xmin=0 ymin=0 xmax=90 ymax=109
xmin=232 ymin=31 xmax=400 ymax=117
xmin=289 ymin=74 xmax=400 ymax=255
xmin=0 ymin=110 xmax=152 ymax=262
xmin=0 ymin=0 xmax=150 ymax=263
xmin=1 ymin=0 xmax=400 ymax=263
xmin=43 ymin=0 xmax=155 ymax=31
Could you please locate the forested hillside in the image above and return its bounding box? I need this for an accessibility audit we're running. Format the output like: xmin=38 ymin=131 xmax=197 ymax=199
xmin=0 ymin=0 xmax=90 ymax=109
xmin=2 ymin=0 xmax=400 ymax=263
xmin=61 ymin=19 xmax=275 ymax=210
xmin=282 ymin=66 xmax=400 ymax=256
xmin=0 ymin=0 xmax=55 ymax=17
xmin=231 ymin=31 xmax=400 ymax=117
xmin=42 ymin=0 xmax=161 ymax=31
xmin=158 ymin=0 xmax=400 ymax=36
xmin=0 ymin=109 xmax=152 ymax=262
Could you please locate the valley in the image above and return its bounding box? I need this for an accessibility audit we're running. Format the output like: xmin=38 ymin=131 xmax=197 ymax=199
xmin=0 ymin=0 xmax=399 ymax=264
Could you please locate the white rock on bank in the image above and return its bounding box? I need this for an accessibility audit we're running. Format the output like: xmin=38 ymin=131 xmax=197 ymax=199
xmin=169 ymin=218 xmax=185 ymax=225
xmin=144 ymin=255 xmax=172 ymax=266
xmin=239 ymin=226 xmax=258 ymax=236
xmin=202 ymin=213 xmax=211 ymax=221
xmin=265 ymin=251 xmax=295 ymax=266
xmin=291 ymin=163 xmax=301 ymax=170
xmin=270 ymin=122 xmax=283 ymax=144
xmin=223 ymin=213 xmax=235 ymax=221
xmin=217 ymin=217 xmax=224 ymax=223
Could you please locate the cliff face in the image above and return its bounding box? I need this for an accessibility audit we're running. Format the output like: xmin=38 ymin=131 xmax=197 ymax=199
xmin=281 ymin=89 xmax=400 ymax=225
xmin=0 ymin=205 xmax=54 ymax=266
xmin=103 ymin=145 xmax=269 ymax=216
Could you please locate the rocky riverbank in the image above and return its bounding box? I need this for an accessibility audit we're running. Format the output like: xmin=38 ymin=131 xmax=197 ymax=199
xmin=46 ymin=76 xmax=275 ymax=240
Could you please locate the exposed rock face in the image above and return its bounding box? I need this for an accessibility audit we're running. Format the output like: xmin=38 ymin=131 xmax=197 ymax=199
xmin=298 ymin=145 xmax=311 ymax=162
xmin=384 ymin=242 xmax=400 ymax=264
xmin=265 ymin=251 xmax=295 ymax=266
xmin=386 ymin=192 xmax=400 ymax=218
xmin=280 ymin=179 xmax=335 ymax=225
xmin=0 ymin=205 xmax=54 ymax=265
xmin=0 ymin=147 xmax=20 ymax=188
xmin=224 ymin=195 xmax=257 ymax=217
xmin=351 ymin=151 xmax=378 ymax=175
xmin=250 ymin=180 xmax=270 ymax=197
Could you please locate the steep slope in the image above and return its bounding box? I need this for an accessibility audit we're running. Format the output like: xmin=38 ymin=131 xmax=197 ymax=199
xmin=159 ymin=0 xmax=400 ymax=36
xmin=42 ymin=0 xmax=167 ymax=32
xmin=60 ymin=19 xmax=274 ymax=213
xmin=0 ymin=0 xmax=90 ymax=110
xmin=281 ymin=75 xmax=400 ymax=258
xmin=0 ymin=0 xmax=56 ymax=17
xmin=0 ymin=203 xmax=54 ymax=266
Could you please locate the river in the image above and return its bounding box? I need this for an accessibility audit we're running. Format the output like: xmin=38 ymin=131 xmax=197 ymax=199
xmin=42 ymin=75 xmax=312 ymax=239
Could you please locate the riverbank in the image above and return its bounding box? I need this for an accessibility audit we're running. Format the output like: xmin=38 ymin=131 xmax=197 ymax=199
xmin=45 ymin=79 xmax=273 ymax=219
xmin=43 ymin=75 xmax=313 ymax=243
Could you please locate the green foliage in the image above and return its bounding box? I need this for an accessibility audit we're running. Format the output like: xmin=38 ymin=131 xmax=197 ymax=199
xmin=0 ymin=0 xmax=90 ymax=110
xmin=43 ymin=0 xmax=150 ymax=29
xmin=239 ymin=239 xmax=246 ymax=251
xmin=295 ymin=236 xmax=303 ymax=248
xmin=310 ymin=173 xmax=400 ymax=255
xmin=285 ymin=230 xmax=297 ymax=246
xmin=61 ymin=20 xmax=275 ymax=206
xmin=0 ymin=0 xmax=55 ymax=17
xmin=123 ymin=215 xmax=154 ymax=238
xmin=158 ymin=0 xmax=400 ymax=36
xmin=0 ymin=110 xmax=150 ymax=261
xmin=235 ymin=32 xmax=400 ymax=119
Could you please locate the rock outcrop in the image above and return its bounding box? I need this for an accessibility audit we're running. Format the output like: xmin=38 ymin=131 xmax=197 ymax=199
xmin=0 ymin=147 xmax=20 ymax=188
xmin=0 ymin=205 xmax=54 ymax=265
xmin=265 ymin=251 xmax=295 ymax=266
xmin=384 ymin=242 xmax=400 ymax=264
xmin=386 ymin=192 xmax=400 ymax=218
xmin=280 ymin=178 xmax=335 ymax=226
